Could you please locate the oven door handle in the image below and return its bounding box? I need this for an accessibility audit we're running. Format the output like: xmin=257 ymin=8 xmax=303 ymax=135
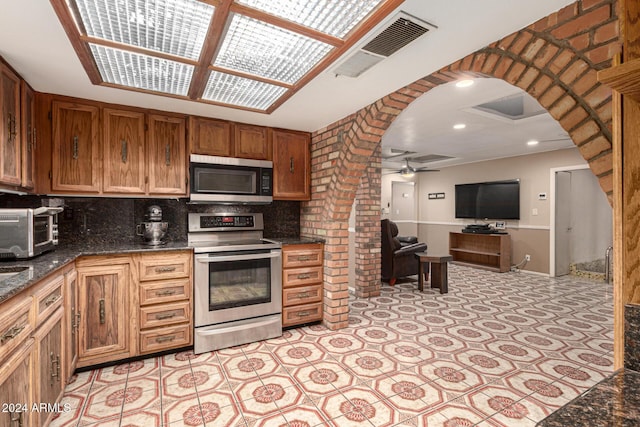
xmin=195 ymin=252 xmax=281 ymax=263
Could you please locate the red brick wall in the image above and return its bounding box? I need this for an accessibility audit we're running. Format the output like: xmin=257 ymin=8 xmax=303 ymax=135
xmin=303 ymin=0 xmax=620 ymax=330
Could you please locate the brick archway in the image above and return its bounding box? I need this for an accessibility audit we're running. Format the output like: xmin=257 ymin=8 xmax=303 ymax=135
xmin=302 ymin=0 xmax=619 ymax=330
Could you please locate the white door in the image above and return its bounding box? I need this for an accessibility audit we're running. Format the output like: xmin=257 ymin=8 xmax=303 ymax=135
xmin=555 ymin=171 xmax=572 ymax=276
xmin=391 ymin=181 xmax=417 ymax=237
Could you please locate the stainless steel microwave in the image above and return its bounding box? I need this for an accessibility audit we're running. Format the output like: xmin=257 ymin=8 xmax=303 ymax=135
xmin=189 ymin=155 xmax=273 ymax=204
xmin=0 ymin=207 xmax=62 ymax=259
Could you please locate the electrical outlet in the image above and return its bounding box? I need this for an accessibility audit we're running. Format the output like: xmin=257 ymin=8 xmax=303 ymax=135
xmin=525 ymin=254 xmax=531 ymax=262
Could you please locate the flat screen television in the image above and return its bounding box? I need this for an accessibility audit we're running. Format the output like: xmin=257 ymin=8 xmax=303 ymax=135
xmin=455 ymin=179 xmax=520 ymax=220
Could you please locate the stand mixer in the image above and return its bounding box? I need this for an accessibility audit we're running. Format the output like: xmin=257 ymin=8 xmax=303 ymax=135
xmin=136 ymin=205 xmax=168 ymax=245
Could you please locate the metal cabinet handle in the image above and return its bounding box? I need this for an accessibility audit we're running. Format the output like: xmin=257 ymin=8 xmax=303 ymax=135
xmin=155 ymin=266 xmax=176 ymax=273
xmin=9 ymin=411 xmax=23 ymax=427
xmin=44 ymin=293 xmax=60 ymax=307
xmin=32 ymin=127 xmax=37 ymax=151
xmin=297 ymin=273 xmax=311 ymax=280
xmin=50 ymin=352 xmax=60 ymax=382
xmin=297 ymin=256 xmax=311 ymax=262
xmin=99 ymin=299 xmax=105 ymax=324
xmin=7 ymin=113 xmax=17 ymax=141
xmin=156 ymin=289 xmax=177 ymax=297
xmin=155 ymin=312 xmax=176 ymax=320
xmin=1 ymin=325 xmax=25 ymax=343
xmin=297 ymin=292 xmax=310 ymax=298
xmin=72 ymin=136 xmax=79 ymax=159
xmin=297 ymin=311 xmax=310 ymax=317
xmin=290 ymin=157 xmax=294 ymax=173
xmin=155 ymin=335 xmax=175 ymax=343
xmin=165 ymin=143 xmax=171 ymax=166
xmin=74 ymin=312 xmax=81 ymax=331
xmin=121 ymin=139 xmax=128 ymax=163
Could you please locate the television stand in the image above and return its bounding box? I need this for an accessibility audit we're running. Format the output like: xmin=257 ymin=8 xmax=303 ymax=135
xmin=449 ymin=232 xmax=511 ymax=272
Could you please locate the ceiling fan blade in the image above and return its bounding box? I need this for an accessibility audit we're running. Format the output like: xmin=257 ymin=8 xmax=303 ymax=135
xmin=415 ymin=168 xmax=440 ymax=173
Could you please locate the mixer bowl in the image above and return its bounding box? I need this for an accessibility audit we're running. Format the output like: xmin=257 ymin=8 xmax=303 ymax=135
xmin=136 ymin=221 xmax=168 ymax=245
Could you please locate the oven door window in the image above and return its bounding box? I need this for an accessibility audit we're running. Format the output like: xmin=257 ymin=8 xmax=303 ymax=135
xmin=194 ymin=165 xmax=257 ymax=195
xmin=33 ymin=217 xmax=51 ymax=247
xmin=208 ymin=250 xmax=271 ymax=311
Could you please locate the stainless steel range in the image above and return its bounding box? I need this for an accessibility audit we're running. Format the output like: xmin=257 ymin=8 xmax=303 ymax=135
xmin=188 ymin=212 xmax=282 ymax=353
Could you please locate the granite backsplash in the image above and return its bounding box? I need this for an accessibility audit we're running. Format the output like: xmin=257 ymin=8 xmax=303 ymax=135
xmin=625 ymin=304 xmax=640 ymax=371
xmin=0 ymin=194 xmax=301 ymax=246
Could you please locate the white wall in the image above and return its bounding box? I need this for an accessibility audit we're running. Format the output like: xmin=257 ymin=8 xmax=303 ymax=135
xmin=568 ymin=169 xmax=613 ymax=263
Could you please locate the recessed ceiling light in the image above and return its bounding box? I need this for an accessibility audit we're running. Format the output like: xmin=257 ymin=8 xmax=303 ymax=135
xmin=527 ymin=140 xmax=539 ymax=146
xmin=453 ymin=123 xmax=466 ymax=130
xmin=455 ymin=79 xmax=474 ymax=88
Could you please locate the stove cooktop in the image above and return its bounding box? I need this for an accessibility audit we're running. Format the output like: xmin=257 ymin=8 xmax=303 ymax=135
xmin=190 ymin=238 xmax=281 ymax=253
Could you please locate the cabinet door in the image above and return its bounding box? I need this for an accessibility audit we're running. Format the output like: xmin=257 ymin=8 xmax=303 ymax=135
xmin=21 ymin=81 xmax=35 ymax=189
xmin=147 ymin=114 xmax=186 ymax=196
xmin=103 ymin=108 xmax=146 ymax=194
xmin=235 ymin=124 xmax=270 ymax=160
xmin=0 ymin=340 xmax=33 ymax=427
xmin=0 ymin=63 xmax=22 ymax=186
xmin=52 ymin=101 xmax=100 ymax=192
xmin=34 ymin=309 xmax=64 ymax=427
xmin=272 ymin=130 xmax=311 ymax=200
xmin=189 ymin=116 xmax=233 ymax=157
xmin=64 ymin=268 xmax=78 ymax=381
xmin=77 ymin=263 xmax=131 ymax=364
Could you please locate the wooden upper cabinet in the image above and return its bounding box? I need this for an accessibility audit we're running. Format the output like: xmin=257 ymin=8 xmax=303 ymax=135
xmin=20 ymin=81 xmax=35 ymax=189
xmin=235 ymin=124 xmax=271 ymax=160
xmin=103 ymin=108 xmax=146 ymax=194
xmin=148 ymin=114 xmax=187 ymax=196
xmin=272 ymin=129 xmax=311 ymax=200
xmin=0 ymin=63 xmax=22 ymax=186
xmin=189 ymin=116 xmax=233 ymax=157
xmin=52 ymin=101 xmax=100 ymax=193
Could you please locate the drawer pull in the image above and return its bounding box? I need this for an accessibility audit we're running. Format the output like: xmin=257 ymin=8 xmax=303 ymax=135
xmin=297 ymin=273 xmax=311 ymax=280
xmin=99 ymin=299 xmax=105 ymax=324
xmin=156 ymin=289 xmax=177 ymax=297
xmin=1 ymin=325 xmax=26 ymax=343
xmin=155 ymin=266 xmax=177 ymax=273
xmin=74 ymin=312 xmax=81 ymax=332
xmin=50 ymin=352 xmax=60 ymax=382
xmin=155 ymin=335 xmax=175 ymax=343
xmin=297 ymin=292 xmax=310 ymax=298
xmin=297 ymin=256 xmax=311 ymax=262
xmin=297 ymin=311 xmax=310 ymax=317
xmin=155 ymin=312 xmax=177 ymax=320
xmin=44 ymin=293 xmax=61 ymax=307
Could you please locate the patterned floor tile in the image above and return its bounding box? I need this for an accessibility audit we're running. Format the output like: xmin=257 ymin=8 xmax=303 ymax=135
xmin=54 ymin=266 xmax=614 ymax=427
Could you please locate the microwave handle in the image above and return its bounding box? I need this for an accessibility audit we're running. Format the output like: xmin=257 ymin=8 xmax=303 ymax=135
xmin=196 ymin=252 xmax=280 ymax=263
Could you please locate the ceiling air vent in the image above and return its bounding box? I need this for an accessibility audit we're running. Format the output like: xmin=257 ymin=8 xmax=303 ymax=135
xmin=410 ymin=154 xmax=454 ymax=164
xmin=334 ymin=12 xmax=436 ymax=78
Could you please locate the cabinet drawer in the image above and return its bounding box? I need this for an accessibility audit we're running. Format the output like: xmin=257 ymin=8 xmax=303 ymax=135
xmin=282 ymin=302 xmax=323 ymax=327
xmin=0 ymin=294 xmax=33 ymax=362
xmin=283 ymin=266 xmax=323 ymax=288
xmin=139 ymin=278 xmax=191 ymax=306
xmin=282 ymin=245 xmax=323 ymax=268
xmin=138 ymin=252 xmax=191 ymax=281
xmin=283 ymin=284 xmax=322 ymax=307
xmin=139 ymin=301 xmax=191 ymax=329
xmin=33 ymin=274 xmax=64 ymax=324
xmin=139 ymin=324 xmax=191 ymax=354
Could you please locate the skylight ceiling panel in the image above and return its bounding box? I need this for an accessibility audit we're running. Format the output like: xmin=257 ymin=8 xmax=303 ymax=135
xmin=214 ymin=13 xmax=333 ymax=84
xmin=90 ymin=44 xmax=194 ymax=96
xmin=236 ymin=0 xmax=385 ymax=38
xmin=203 ymin=71 xmax=288 ymax=111
xmin=72 ymin=0 xmax=214 ymax=60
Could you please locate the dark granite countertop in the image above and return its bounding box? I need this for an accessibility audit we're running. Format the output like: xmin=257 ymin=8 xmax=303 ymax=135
xmin=0 ymin=241 xmax=190 ymax=304
xmin=537 ymin=369 xmax=640 ymax=426
xmin=276 ymin=237 xmax=325 ymax=245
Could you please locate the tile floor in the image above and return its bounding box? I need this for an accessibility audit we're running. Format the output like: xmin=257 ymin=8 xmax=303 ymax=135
xmin=50 ymin=265 xmax=614 ymax=426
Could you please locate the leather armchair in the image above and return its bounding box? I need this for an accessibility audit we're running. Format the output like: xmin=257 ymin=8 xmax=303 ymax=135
xmin=381 ymin=219 xmax=428 ymax=286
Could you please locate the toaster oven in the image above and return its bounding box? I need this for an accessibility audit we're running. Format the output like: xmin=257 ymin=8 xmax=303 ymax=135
xmin=0 ymin=207 xmax=62 ymax=259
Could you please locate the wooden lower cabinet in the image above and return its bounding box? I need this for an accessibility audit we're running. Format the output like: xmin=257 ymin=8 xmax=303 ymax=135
xmin=282 ymin=243 xmax=324 ymax=327
xmin=76 ymin=258 xmax=133 ymax=367
xmin=63 ymin=268 xmax=78 ymax=382
xmin=0 ymin=340 xmax=34 ymax=427
xmin=33 ymin=308 xmax=64 ymax=427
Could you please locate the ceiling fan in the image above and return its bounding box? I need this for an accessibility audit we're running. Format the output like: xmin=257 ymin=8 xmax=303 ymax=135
xmin=384 ymin=158 xmax=440 ymax=177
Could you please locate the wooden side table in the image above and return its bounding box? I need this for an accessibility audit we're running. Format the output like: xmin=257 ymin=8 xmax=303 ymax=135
xmin=416 ymin=253 xmax=453 ymax=294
